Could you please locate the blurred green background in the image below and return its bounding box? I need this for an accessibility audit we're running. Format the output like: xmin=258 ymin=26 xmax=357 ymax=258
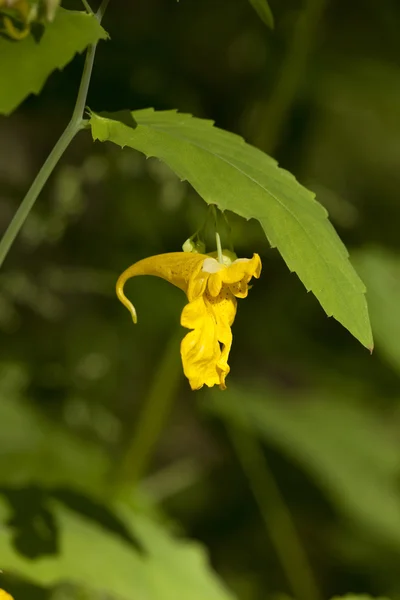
xmin=2 ymin=0 xmax=400 ymax=599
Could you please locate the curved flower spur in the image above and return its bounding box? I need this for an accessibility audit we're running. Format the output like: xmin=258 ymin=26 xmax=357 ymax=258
xmin=116 ymin=251 xmax=261 ymax=390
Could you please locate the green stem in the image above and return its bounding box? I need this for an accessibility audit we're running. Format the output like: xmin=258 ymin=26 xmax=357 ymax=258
xmin=0 ymin=121 xmax=81 ymax=267
xmin=72 ymin=46 xmax=96 ymax=124
xmin=96 ymin=0 xmax=110 ymax=21
xmin=228 ymin=425 xmax=321 ymax=600
xmin=215 ymin=231 xmax=223 ymax=263
xmin=257 ymin=0 xmax=326 ymax=153
xmin=114 ymin=330 xmax=183 ymax=491
xmin=211 ymin=205 xmax=224 ymax=262
xmin=81 ymin=0 xmax=94 ymax=14
xmin=0 ymin=0 xmax=110 ymax=268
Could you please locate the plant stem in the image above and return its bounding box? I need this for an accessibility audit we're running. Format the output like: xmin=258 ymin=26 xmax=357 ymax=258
xmin=228 ymin=425 xmax=321 ymax=600
xmin=215 ymin=231 xmax=223 ymax=263
xmin=96 ymin=0 xmax=110 ymax=21
xmin=72 ymin=47 xmax=97 ymax=124
xmin=0 ymin=121 xmax=80 ymax=268
xmin=81 ymin=0 xmax=94 ymax=14
xmin=113 ymin=330 xmax=183 ymax=492
xmin=0 ymin=0 xmax=110 ymax=268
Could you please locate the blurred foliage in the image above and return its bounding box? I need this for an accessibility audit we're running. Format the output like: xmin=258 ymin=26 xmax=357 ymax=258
xmin=207 ymin=387 xmax=400 ymax=551
xmin=2 ymin=0 xmax=400 ymax=599
xmin=246 ymin=0 xmax=274 ymax=28
xmin=0 ymin=493 xmax=235 ymax=600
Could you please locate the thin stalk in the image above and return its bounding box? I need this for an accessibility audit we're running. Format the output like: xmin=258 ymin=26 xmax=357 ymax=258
xmin=0 ymin=0 xmax=110 ymax=268
xmin=0 ymin=120 xmax=83 ymax=268
xmin=71 ymin=45 xmax=97 ymax=124
xmin=113 ymin=330 xmax=183 ymax=491
xmin=228 ymin=425 xmax=321 ymax=600
xmin=96 ymin=0 xmax=110 ymax=21
xmin=81 ymin=0 xmax=94 ymax=14
xmin=215 ymin=231 xmax=223 ymax=263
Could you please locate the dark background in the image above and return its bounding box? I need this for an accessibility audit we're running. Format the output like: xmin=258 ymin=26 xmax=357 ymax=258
xmin=2 ymin=0 xmax=400 ymax=599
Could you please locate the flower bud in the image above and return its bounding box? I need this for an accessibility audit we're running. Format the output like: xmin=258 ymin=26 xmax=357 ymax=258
xmin=182 ymin=238 xmax=206 ymax=254
xmin=220 ymin=249 xmax=238 ymax=265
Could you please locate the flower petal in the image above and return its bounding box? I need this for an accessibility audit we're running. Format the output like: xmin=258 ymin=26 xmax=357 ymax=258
xmin=116 ymin=252 xmax=207 ymax=322
xmin=218 ymin=253 xmax=262 ymax=298
xmin=180 ymin=297 xmax=221 ymax=389
xmin=180 ymin=288 xmax=237 ymax=390
xmin=228 ymin=279 xmax=249 ymax=298
xmin=207 ymin=289 xmax=236 ymax=389
xmin=207 ymin=272 xmax=223 ymax=297
xmin=220 ymin=253 xmax=262 ymax=285
xmin=187 ymin=261 xmax=209 ymax=302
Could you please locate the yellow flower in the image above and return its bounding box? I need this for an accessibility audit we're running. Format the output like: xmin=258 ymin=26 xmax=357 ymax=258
xmin=116 ymin=251 xmax=261 ymax=390
xmin=0 ymin=590 xmax=14 ymax=600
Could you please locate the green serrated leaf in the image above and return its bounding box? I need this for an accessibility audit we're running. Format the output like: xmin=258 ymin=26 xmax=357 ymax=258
xmin=0 ymin=498 xmax=236 ymax=600
xmin=247 ymin=0 xmax=274 ymax=28
xmin=0 ymin=8 xmax=108 ymax=116
xmin=89 ymin=108 xmax=373 ymax=349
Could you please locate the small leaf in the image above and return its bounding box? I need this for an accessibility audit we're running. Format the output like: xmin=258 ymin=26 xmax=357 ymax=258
xmin=0 ymin=8 xmax=108 ymax=116
xmin=89 ymin=108 xmax=373 ymax=349
xmin=247 ymin=0 xmax=274 ymax=28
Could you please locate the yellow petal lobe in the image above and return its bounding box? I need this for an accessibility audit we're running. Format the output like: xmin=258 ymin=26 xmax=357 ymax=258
xmin=180 ymin=254 xmax=261 ymax=389
xmin=181 ymin=297 xmax=221 ymax=389
xmin=0 ymin=590 xmax=14 ymax=600
xmin=116 ymin=252 xmax=206 ymax=323
xmin=220 ymin=254 xmax=262 ymax=286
